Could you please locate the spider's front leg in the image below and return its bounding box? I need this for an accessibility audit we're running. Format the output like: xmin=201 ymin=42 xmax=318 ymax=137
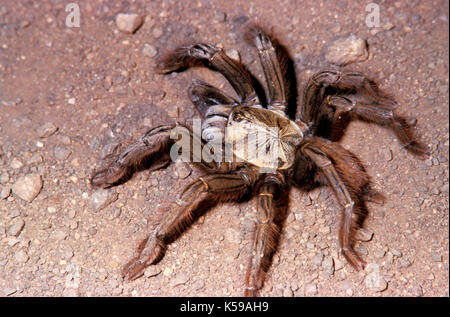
xmin=245 ymin=173 xmax=286 ymax=297
xmin=248 ymin=27 xmax=288 ymax=114
xmin=91 ymin=123 xmax=219 ymax=188
xmin=302 ymin=71 xmax=429 ymax=158
xmin=122 ymin=168 xmax=258 ymax=281
xmin=91 ymin=125 xmax=176 ymax=188
xmin=300 ymin=137 xmax=372 ymax=271
xmin=158 ymin=43 xmax=259 ymax=106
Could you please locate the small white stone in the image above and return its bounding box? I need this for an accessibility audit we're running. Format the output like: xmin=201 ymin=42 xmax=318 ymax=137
xmin=116 ymin=13 xmax=143 ymax=34
xmin=12 ymin=174 xmax=43 ymax=202
xmin=10 ymin=158 xmax=23 ymax=169
xmin=325 ymin=34 xmax=368 ymax=66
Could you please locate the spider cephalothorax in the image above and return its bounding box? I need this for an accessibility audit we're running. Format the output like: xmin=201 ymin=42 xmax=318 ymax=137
xmin=91 ymin=26 xmax=428 ymax=296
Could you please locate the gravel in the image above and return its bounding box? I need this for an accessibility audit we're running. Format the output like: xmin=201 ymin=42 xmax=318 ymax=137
xmin=324 ymin=34 xmax=369 ymax=66
xmin=0 ymin=185 xmax=10 ymax=199
xmin=7 ymin=218 xmax=25 ymax=237
xmin=91 ymin=189 xmax=119 ymax=211
xmin=115 ymin=13 xmax=144 ymax=34
xmin=142 ymin=44 xmax=158 ymax=57
xmin=37 ymin=122 xmax=58 ymax=138
xmin=14 ymin=249 xmax=29 ymax=263
xmin=365 ymin=271 xmax=388 ymax=292
xmin=11 ymin=174 xmax=43 ymax=202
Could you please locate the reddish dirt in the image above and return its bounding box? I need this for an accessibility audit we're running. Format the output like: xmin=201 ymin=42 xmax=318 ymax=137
xmin=0 ymin=0 xmax=448 ymax=297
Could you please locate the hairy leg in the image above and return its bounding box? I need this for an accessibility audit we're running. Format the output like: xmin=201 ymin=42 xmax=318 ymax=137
xmin=301 ymin=137 xmax=373 ymax=270
xmin=189 ymin=79 xmax=237 ymax=116
xmin=159 ymin=43 xmax=259 ymax=105
xmin=122 ymin=168 xmax=258 ymax=280
xmin=301 ymin=71 xmax=429 ymax=158
xmin=91 ymin=125 xmax=176 ymax=188
xmin=248 ymin=27 xmax=288 ymax=114
xmin=245 ymin=173 xmax=286 ymax=296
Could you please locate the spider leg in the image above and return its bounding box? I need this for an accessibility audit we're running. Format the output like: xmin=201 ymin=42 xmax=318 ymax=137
xmin=122 ymin=168 xmax=258 ymax=281
xmin=302 ymin=70 xmax=395 ymax=124
xmin=302 ymin=71 xmax=429 ymax=158
xmin=301 ymin=137 xmax=371 ymax=271
xmin=245 ymin=174 xmax=286 ymax=297
xmin=249 ymin=27 xmax=288 ymax=114
xmin=90 ymin=123 xmax=220 ymax=188
xmin=350 ymin=99 xmax=429 ymax=158
xmin=159 ymin=44 xmax=259 ymax=105
xmin=189 ymin=79 xmax=237 ymax=116
xmin=90 ymin=125 xmax=176 ymax=188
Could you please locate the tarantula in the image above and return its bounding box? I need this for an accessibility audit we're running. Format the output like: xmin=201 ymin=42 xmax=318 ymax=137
xmin=91 ymin=26 xmax=428 ymax=296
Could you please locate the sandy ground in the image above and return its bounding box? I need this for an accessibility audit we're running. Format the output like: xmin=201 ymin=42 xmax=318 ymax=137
xmin=0 ymin=0 xmax=448 ymax=297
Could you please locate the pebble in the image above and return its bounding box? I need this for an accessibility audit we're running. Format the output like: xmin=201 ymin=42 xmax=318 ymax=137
xmin=1 ymin=100 xmax=17 ymax=107
xmin=334 ymin=258 xmax=345 ymax=271
xmin=10 ymin=157 xmax=23 ymax=169
xmin=12 ymin=174 xmax=43 ymax=202
xmin=47 ymin=206 xmax=57 ymax=214
xmin=411 ymin=285 xmax=423 ymax=297
xmin=54 ymin=146 xmax=72 ymax=161
xmin=7 ymin=218 xmax=25 ymax=237
xmin=53 ymin=230 xmax=68 ymax=241
xmin=37 ymin=122 xmax=58 ymax=138
xmin=59 ymin=135 xmax=71 ymax=146
xmin=365 ymin=271 xmax=388 ymax=292
xmin=29 ymin=153 xmax=43 ymax=164
xmin=62 ymin=247 xmax=74 ymax=260
xmin=325 ymin=35 xmax=368 ymax=66
xmin=15 ymin=249 xmax=29 ymax=263
xmin=171 ymin=273 xmax=189 ymax=286
xmin=309 ymin=189 xmax=320 ymax=201
xmin=225 ymin=49 xmax=240 ymax=61
xmin=142 ymin=43 xmax=158 ymax=57
xmin=0 ymin=185 xmax=10 ymax=199
xmin=0 ymin=172 xmax=10 ymax=183
xmin=390 ymin=248 xmax=402 ymax=257
xmin=322 ymin=256 xmax=335 ymax=276
xmin=91 ymin=189 xmax=119 ymax=211
xmin=312 ymin=253 xmax=324 ymax=266
xmin=374 ymin=249 xmax=386 ymax=259
xmin=384 ymin=148 xmax=393 ymax=161
xmin=398 ymin=256 xmax=412 ymax=268
xmin=152 ymin=27 xmax=163 ymax=39
xmin=210 ymin=9 xmax=225 ymax=23
xmin=116 ymin=13 xmax=143 ymax=34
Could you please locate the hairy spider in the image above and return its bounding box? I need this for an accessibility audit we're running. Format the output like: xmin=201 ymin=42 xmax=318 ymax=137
xmin=91 ymin=26 xmax=428 ymax=296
